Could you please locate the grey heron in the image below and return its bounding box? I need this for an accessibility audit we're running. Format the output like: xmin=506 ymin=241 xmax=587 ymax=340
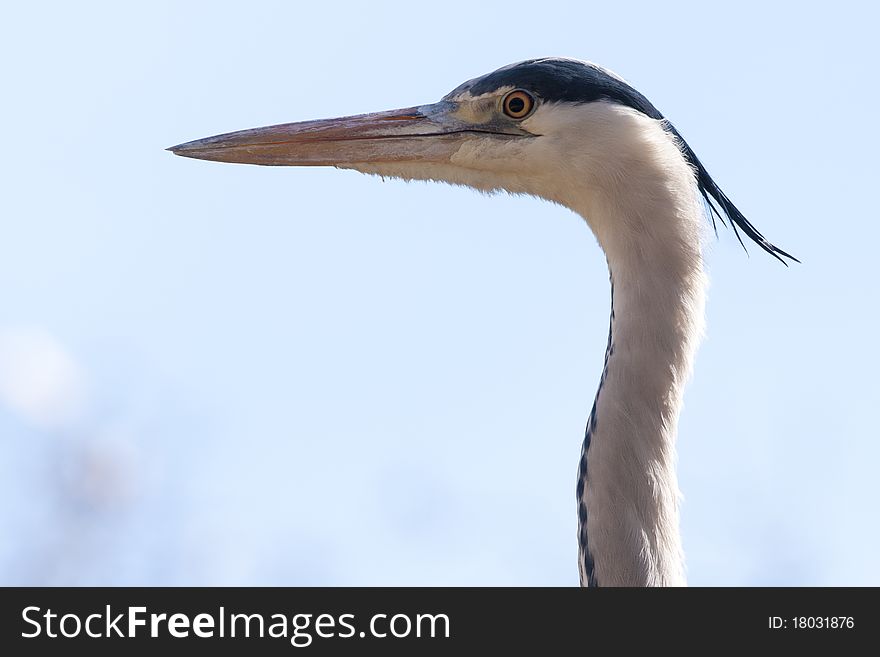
xmin=170 ymin=58 xmax=795 ymax=587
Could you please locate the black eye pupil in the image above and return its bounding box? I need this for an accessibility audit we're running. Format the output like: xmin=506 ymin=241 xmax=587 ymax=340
xmin=508 ymin=97 xmax=525 ymax=114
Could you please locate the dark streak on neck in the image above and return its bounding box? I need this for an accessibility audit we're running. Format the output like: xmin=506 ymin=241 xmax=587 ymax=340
xmin=577 ymin=273 xmax=615 ymax=587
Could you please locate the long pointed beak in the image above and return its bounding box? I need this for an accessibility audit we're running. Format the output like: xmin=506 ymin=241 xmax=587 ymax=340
xmin=168 ymin=101 xmax=477 ymax=167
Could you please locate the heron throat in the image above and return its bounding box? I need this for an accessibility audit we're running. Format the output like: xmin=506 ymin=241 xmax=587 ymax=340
xmin=570 ymin=106 xmax=707 ymax=587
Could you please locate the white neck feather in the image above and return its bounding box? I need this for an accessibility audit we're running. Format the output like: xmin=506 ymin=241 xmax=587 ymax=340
xmin=562 ymin=105 xmax=707 ymax=586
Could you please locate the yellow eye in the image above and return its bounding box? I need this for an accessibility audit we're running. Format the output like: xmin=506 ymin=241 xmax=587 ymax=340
xmin=502 ymin=90 xmax=535 ymax=119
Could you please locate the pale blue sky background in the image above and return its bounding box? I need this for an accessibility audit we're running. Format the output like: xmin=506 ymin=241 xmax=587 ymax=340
xmin=1 ymin=1 xmax=877 ymax=585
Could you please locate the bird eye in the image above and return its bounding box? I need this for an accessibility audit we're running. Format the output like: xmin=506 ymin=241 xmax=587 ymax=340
xmin=502 ymin=90 xmax=535 ymax=119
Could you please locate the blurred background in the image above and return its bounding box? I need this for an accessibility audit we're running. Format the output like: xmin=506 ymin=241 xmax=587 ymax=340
xmin=1 ymin=1 xmax=877 ymax=586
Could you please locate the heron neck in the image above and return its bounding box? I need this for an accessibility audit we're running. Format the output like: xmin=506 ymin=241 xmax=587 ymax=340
xmin=571 ymin=157 xmax=706 ymax=587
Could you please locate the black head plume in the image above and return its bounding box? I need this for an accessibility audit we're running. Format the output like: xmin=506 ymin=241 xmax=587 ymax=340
xmin=664 ymin=123 xmax=800 ymax=266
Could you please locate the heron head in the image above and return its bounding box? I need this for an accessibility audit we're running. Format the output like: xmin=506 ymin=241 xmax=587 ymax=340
xmin=167 ymin=59 xmax=645 ymax=200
